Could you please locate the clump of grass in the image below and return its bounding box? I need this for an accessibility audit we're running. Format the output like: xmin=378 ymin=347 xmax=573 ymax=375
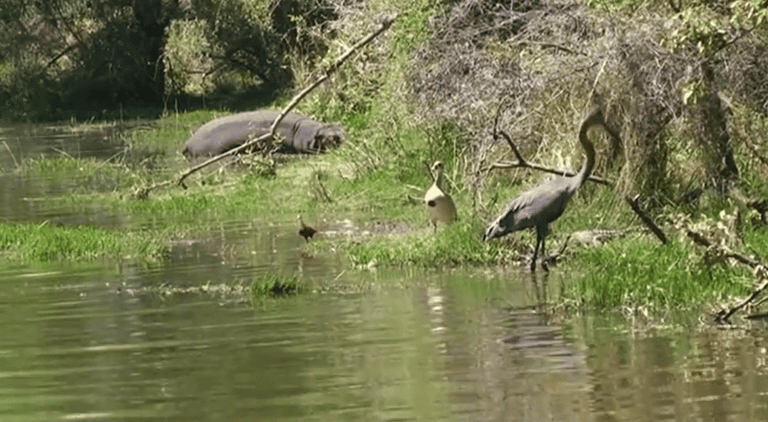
xmin=0 ymin=222 xmax=168 ymax=264
xmin=561 ymin=237 xmax=751 ymax=310
xmin=344 ymin=219 xmax=506 ymax=267
xmin=250 ymin=274 xmax=306 ymax=297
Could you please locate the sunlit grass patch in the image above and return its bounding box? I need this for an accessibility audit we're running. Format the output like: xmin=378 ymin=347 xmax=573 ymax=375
xmin=0 ymin=222 xmax=168 ymax=264
xmin=562 ymin=237 xmax=751 ymax=310
xmin=250 ymin=273 xmax=307 ymax=297
xmin=343 ymin=219 xmax=506 ymax=267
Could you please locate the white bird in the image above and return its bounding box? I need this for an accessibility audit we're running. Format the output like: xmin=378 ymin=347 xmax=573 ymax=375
xmin=424 ymin=161 xmax=457 ymax=232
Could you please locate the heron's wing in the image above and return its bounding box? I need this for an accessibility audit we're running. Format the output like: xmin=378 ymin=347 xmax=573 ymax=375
xmin=495 ymin=177 xmax=576 ymax=230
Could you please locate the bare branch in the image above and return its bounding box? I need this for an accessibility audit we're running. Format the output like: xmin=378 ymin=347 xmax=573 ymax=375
xmin=490 ymin=104 xmax=614 ymax=186
xmin=664 ymin=214 xmax=768 ymax=324
xmin=513 ymin=41 xmax=586 ymax=56
xmin=496 ymin=129 xmax=526 ymax=164
xmin=625 ymin=194 xmax=667 ymax=244
xmin=686 ymin=230 xmax=768 ymax=324
xmin=487 ymin=153 xmax=613 ymax=186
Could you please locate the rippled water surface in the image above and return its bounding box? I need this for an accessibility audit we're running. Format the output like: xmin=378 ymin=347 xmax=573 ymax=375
xmin=2 ymin=124 xmax=768 ymax=421
xmin=3 ymin=263 xmax=768 ymax=422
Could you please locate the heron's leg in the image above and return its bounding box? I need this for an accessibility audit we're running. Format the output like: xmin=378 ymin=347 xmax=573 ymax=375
xmin=531 ymin=229 xmax=542 ymax=271
xmin=540 ymin=235 xmax=549 ymax=272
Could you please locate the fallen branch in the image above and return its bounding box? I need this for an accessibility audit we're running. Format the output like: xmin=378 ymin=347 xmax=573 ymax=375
xmin=625 ymin=194 xmax=667 ymax=244
xmin=716 ymin=268 xmax=768 ymax=324
xmin=667 ymin=215 xmax=768 ymax=323
xmin=681 ymin=225 xmax=761 ymax=269
xmin=683 ymin=225 xmax=768 ymax=323
xmin=134 ymin=14 xmax=397 ymax=199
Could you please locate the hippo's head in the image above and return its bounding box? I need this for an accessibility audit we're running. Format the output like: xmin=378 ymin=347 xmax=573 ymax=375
xmin=312 ymin=125 xmax=345 ymax=152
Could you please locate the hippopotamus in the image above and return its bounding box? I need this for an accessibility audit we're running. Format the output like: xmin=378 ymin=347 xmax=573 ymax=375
xmin=182 ymin=110 xmax=345 ymax=159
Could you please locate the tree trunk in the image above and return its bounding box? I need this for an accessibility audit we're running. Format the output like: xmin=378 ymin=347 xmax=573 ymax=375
xmin=695 ymin=61 xmax=739 ymax=195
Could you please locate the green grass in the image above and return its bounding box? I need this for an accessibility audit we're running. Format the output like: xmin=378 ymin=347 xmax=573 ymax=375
xmin=250 ymin=274 xmax=306 ymax=297
xmin=561 ymin=236 xmax=751 ymax=310
xmin=338 ymin=219 xmax=510 ymax=267
xmin=17 ymin=156 xmax=142 ymax=192
xmin=0 ymin=222 xmax=168 ymax=264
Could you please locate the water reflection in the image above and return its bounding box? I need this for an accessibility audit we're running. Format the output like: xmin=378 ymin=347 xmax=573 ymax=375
xmin=2 ymin=259 xmax=768 ymax=420
xmin=0 ymin=122 xmax=126 ymax=168
xmin=0 ymin=122 xmax=133 ymax=224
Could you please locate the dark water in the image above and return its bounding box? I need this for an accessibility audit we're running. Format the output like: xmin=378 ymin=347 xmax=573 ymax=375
xmin=2 ymin=124 xmax=768 ymax=421
xmin=0 ymin=122 xmax=131 ymax=226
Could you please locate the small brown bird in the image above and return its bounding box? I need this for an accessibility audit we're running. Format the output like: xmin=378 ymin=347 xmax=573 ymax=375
xmin=424 ymin=161 xmax=457 ymax=232
xmin=297 ymin=215 xmax=317 ymax=241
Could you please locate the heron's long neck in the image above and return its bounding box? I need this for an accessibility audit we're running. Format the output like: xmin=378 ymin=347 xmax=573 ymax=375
xmin=575 ymin=114 xmax=599 ymax=188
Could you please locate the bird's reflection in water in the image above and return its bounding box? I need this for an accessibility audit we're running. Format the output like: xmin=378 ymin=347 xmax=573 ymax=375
xmin=529 ymin=270 xmax=549 ymax=313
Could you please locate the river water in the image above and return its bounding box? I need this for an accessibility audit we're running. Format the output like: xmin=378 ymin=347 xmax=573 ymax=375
xmin=1 ymin=124 xmax=768 ymax=421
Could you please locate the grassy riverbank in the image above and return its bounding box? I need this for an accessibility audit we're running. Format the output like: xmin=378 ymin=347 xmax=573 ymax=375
xmin=3 ymin=0 xmax=768 ymax=316
xmin=0 ymin=132 xmax=758 ymax=311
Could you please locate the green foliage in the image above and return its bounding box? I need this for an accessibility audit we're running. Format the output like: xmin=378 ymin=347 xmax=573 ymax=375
xmin=0 ymin=0 xmax=340 ymax=121
xmin=344 ymin=220 xmax=503 ymax=267
xmin=665 ymin=5 xmax=730 ymax=55
xmin=0 ymin=58 xmax=59 ymax=121
xmin=562 ymin=237 xmax=750 ymax=309
xmin=4 ymin=0 xmax=768 ymax=321
xmin=0 ymin=222 xmax=167 ymax=264
xmin=250 ymin=274 xmax=306 ymax=297
xmin=730 ymin=0 xmax=768 ymax=28
xmin=164 ymin=19 xmax=214 ymax=96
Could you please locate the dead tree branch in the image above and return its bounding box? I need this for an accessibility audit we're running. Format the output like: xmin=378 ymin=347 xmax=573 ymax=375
xmin=486 ymin=102 xmax=615 ymax=186
xmin=675 ymin=221 xmax=768 ymax=323
xmin=488 ymin=129 xmax=613 ymax=186
xmin=717 ymin=270 xmax=768 ymax=323
xmin=133 ymin=15 xmax=397 ymax=199
xmin=614 ymin=194 xmax=768 ymax=324
xmin=625 ymin=194 xmax=667 ymax=244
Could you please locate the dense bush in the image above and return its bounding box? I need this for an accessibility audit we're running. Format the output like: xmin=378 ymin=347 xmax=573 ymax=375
xmin=406 ymin=0 xmax=768 ymax=212
xmin=0 ymin=0 xmax=338 ymax=120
